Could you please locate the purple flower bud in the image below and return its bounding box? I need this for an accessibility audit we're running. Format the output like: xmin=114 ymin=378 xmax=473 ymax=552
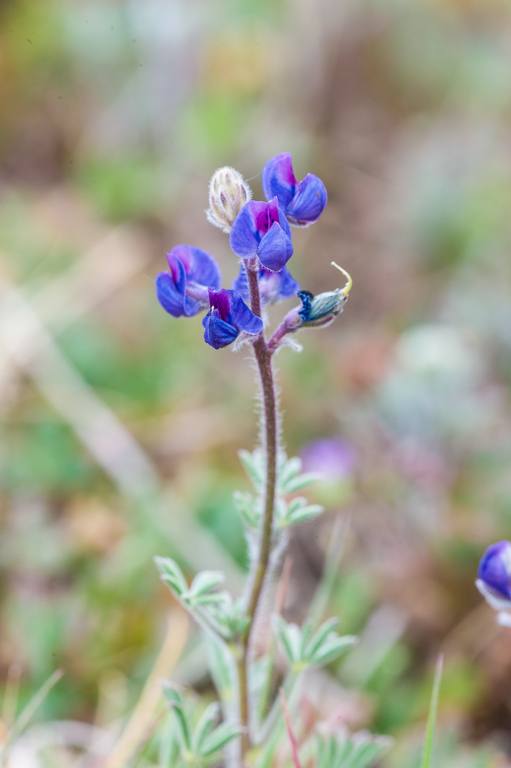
xmin=232 ymin=264 xmax=300 ymax=306
xmin=202 ymin=288 xmax=263 ymax=349
xmin=229 ymin=198 xmax=294 ymax=272
xmin=477 ymin=541 xmax=511 ymax=610
xmin=206 ymin=166 xmax=252 ymax=233
xmin=262 ymin=153 xmax=327 ymax=227
xmin=156 ymin=245 xmax=222 ymax=318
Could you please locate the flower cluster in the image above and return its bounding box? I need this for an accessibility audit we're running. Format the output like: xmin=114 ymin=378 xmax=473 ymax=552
xmin=155 ymin=153 xmax=344 ymax=350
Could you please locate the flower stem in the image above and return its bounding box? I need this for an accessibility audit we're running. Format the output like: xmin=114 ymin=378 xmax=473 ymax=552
xmin=237 ymin=261 xmax=279 ymax=757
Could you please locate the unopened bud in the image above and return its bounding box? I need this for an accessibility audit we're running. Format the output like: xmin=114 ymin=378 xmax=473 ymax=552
xmin=206 ymin=166 xmax=252 ymax=233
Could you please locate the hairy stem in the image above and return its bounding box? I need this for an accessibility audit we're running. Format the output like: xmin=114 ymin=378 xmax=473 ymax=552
xmin=237 ymin=260 xmax=279 ymax=758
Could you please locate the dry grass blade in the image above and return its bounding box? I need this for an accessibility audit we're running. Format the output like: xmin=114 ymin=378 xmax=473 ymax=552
xmin=421 ymin=654 xmax=444 ymax=768
xmin=103 ymin=609 xmax=188 ymax=768
xmin=8 ymin=669 xmax=64 ymax=744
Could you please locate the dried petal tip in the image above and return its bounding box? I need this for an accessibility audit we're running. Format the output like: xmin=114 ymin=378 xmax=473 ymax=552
xmin=331 ymin=262 xmax=352 ymax=295
xmin=206 ymin=166 xmax=252 ymax=233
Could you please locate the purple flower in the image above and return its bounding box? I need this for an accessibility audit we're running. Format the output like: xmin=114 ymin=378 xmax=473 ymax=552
xmin=477 ymin=541 xmax=511 ymax=604
xmin=156 ymin=245 xmax=222 ymax=318
xmin=232 ymin=264 xmax=300 ymax=305
xmin=229 ymin=198 xmax=293 ymax=272
xmin=262 ymin=153 xmax=327 ymax=227
xmin=202 ymin=288 xmax=263 ymax=349
xmin=301 ymin=438 xmax=356 ymax=482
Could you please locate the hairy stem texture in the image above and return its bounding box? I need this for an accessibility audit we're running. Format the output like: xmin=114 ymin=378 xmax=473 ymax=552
xmin=237 ymin=261 xmax=279 ymax=758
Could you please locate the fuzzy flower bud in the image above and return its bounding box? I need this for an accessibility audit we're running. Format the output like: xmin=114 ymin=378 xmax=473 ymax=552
xmin=206 ymin=166 xmax=252 ymax=234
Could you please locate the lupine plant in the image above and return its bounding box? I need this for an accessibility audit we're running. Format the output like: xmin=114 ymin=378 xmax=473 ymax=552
xmin=154 ymin=154 xmax=389 ymax=768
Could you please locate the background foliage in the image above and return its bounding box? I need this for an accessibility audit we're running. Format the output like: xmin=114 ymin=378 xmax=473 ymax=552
xmin=1 ymin=0 xmax=511 ymax=765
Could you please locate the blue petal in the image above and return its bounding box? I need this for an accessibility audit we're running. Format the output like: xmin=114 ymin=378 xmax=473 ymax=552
xmin=179 ymin=245 xmax=222 ymax=289
xmin=156 ymin=269 xmax=190 ymax=317
xmin=258 ymin=221 xmax=293 ymax=272
xmin=478 ymin=541 xmax=511 ymax=599
xmin=276 ymin=266 xmax=300 ymax=299
xmin=232 ymin=265 xmax=249 ymax=301
xmin=227 ymin=291 xmax=264 ymax=336
xmin=278 ymin=206 xmax=293 ymax=241
xmin=286 ymin=173 xmax=327 ymax=226
xmin=183 ymin=291 xmax=205 ymax=317
xmin=262 ymin=153 xmax=296 ymax=208
xmin=229 ymin=203 xmax=259 ymax=259
xmin=202 ymin=312 xmax=239 ymax=349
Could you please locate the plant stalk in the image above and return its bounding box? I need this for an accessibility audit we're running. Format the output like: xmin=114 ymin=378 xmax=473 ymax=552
xmin=237 ymin=260 xmax=279 ymax=758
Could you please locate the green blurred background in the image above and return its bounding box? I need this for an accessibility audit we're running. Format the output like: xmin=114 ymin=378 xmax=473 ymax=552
xmin=2 ymin=0 xmax=511 ymax=764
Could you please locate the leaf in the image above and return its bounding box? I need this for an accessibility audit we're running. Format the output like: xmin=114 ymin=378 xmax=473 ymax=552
xmin=233 ymin=491 xmax=260 ymax=528
xmin=154 ymin=556 xmax=188 ymax=596
xmin=188 ymin=571 xmax=225 ymax=599
xmin=275 ymin=496 xmax=288 ymax=526
xmin=287 ymin=497 xmax=307 ymax=515
xmin=315 ymin=730 xmax=392 ymax=768
xmin=159 ymin=711 xmax=180 ymax=768
xmin=277 ymin=456 xmax=302 ymax=489
xmin=421 ymin=654 xmax=444 ymax=768
xmin=309 ymin=635 xmax=358 ymax=667
xmin=304 ymin=617 xmax=340 ymax=659
xmin=274 ymin=618 xmax=303 ymax=666
xmin=162 ymin=686 xmax=192 ymax=752
xmin=193 ymin=701 xmax=221 ymax=753
xmin=280 ymin=472 xmax=319 ymax=494
xmin=205 ymin=635 xmax=234 ymax=708
xmin=200 ymin=721 xmax=243 ymax=757
xmin=286 ymin=503 xmax=323 ymax=526
xmin=239 ymin=449 xmax=265 ymax=489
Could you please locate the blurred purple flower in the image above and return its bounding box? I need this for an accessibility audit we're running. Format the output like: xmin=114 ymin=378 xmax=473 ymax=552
xmin=156 ymin=245 xmax=221 ymax=318
xmin=262 ymin=153 xmax=327 ymax=227
xmin=202 ymin=288 xmax=263 ymax=349
xmin=229 ymin=197 xmax=293 ymax=272
xmin=477 ymin=541 xmax=511 ymax=602
xmin=301 ymin=437 xmax=356 ymax=481
xmin=232 ymin=264 xmax=300 ymax=305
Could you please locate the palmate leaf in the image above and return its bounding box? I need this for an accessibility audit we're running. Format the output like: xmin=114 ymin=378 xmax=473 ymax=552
xmin=316 ymin=729 xmax=393 ymax=768
xmin=193 ymin=702 xmax=221 ymax=754
xmin=275 ymin=616 xmax=357 ymax=671
xmin=200 ymin=721 xmax=243 ymax=757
